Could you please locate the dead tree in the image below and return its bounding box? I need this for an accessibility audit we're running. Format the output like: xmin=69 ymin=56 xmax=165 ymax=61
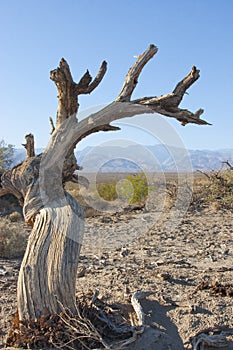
xmin=0 ymin=44 xmax=210 ymax=321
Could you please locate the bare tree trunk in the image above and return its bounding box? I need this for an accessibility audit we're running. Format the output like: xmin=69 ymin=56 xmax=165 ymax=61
xmin=1 ymin=147 xmax=85 ymax=320
xmin=0 ymin=44 xmax=210 ymax=323
xmin=17 ymin=194 xmax=84 ymax=319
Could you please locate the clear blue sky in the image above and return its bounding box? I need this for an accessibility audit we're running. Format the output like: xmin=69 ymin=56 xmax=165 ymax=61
xmin=0 ymin=0 xmax=232 ymax=151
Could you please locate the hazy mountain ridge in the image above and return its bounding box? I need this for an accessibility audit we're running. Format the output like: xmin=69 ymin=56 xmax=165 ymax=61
xmin=13 ymin=146 xmax=233 ymax=172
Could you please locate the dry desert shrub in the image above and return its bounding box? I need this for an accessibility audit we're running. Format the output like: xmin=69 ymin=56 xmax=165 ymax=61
xmin=0 ymin=217 xmax=27 ymax=258
xmin=193 ymin=169 xmax=233 ymax=211
xmin=8 ymin=211 xmax=22 ymax=222
xmin=66 ymin=170 xmax=233 ymax=213
xmin=66 ymin=173 xmax=149 ymax=217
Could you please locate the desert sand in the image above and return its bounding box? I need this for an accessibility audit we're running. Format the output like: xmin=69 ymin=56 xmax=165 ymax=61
xmin=1 ymin=202 xmax=233 ymax=349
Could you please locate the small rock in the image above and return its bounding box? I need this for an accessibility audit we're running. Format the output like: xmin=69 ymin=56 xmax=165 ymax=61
xmin=77 ymin=268 xmax=86 ymax=278
xmin=120 ymin=247 xmax=130 ymax=257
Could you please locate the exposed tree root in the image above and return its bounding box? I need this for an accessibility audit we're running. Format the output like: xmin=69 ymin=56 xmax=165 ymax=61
xmin=191 ymin=326 xmax=233 ymax=350
xmin=192 ymin=333 xmax=229 ymax=349
xmin=5 ymin=291 xmax=151 ymax=349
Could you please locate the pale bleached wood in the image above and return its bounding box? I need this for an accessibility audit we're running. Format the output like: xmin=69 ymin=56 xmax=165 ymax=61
xmin=192 ymin=333 xmax=228 ymax=350
xmin=131 ymin=291 xmax=152 ymax=326
xmin=17 ymin=193 xmax=84 ymax=320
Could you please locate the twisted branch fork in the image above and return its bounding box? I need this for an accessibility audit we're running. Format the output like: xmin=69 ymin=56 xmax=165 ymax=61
xmin=35 ymin=44 xmax=211 ymax=157
xmin=116 ymin=44 xmax=208 ymax=126
xmin=32 ymin=43 xmax=210 ymax=188
xmin=48 ymin=44 xmax=210 ymax=151
xmin=50 ymin=43 xmax=210 ymax=137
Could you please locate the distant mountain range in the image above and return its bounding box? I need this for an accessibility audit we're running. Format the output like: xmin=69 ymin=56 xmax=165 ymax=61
xmin=13 ymin=146 xmax=233 ymax=172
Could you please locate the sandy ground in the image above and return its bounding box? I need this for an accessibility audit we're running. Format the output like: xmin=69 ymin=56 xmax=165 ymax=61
xmin=1 ymin=206 xmax=233 ymax=349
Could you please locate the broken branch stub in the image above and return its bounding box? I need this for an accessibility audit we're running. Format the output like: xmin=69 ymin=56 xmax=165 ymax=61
xmin=22 ymin=134 xmax=35 ymax=159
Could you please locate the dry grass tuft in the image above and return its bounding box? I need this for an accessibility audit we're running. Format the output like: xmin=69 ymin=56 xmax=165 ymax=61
xmin=0 ymin=217 xmax=27 ymax=258
xmin=192 ymin=169 xmax=233 ymax=211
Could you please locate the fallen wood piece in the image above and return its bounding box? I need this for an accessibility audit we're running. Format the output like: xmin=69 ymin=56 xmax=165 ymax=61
xmin=131 ymin=290 xmax=152 ymax=327
xmin=192 ymin=332 xmax=229 ymax=350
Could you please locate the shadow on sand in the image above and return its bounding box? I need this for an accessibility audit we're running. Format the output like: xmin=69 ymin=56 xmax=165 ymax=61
xmin=126 ymin=298 xmax=185 ymax=350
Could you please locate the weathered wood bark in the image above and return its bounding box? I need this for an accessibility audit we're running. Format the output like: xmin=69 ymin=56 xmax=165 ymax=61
xmin=18 ymin=194 xmax=84 ymax=319
xmin=0 ymin=44 xmax=210 ymax=322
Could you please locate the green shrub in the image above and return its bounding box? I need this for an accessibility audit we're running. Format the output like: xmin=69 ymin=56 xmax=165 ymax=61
xmin=117 ymin=174 xmax=148 ymax=204
xmin=130 ymin=173 xmax=149 ymax=203
xmin=0 ymin=217 xmax=27 ymax=258
xmin=97 ymin=181 xmax=118 ymax=201
xmin=0 ymin=139 xmax=14 ymax=173
xmin=97 ymin=173 xmax=149 ymax=204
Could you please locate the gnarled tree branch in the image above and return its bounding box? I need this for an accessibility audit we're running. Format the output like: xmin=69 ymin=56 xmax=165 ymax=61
xmin=114 ymin=45 xmax=208 ymax=126
xmin=50 ymin=58 xmax=107 ymax=128
xmin=131 ymin=65 xmax=206 ymax=126
xmin=45 ymin=44 xmax=210 ymax=187
xmin=45 ymin=45 xmax=209 ymax=159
